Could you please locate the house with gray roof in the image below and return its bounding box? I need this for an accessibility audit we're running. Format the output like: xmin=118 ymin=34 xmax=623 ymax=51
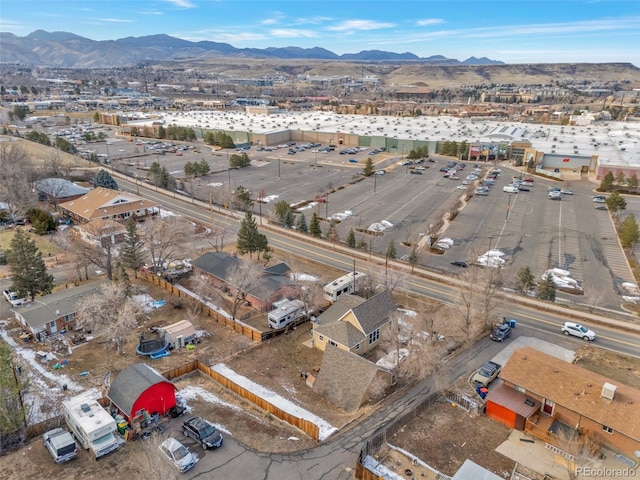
xmin=36 ymin=178 xmax=91 ymax=205
xmin=311 ymin=290 xmax=395 ymax=355
xmin=192 ymin=251 xmax=299 ymax=311
xmin=12 ymin=280 xmax=107 ymax=340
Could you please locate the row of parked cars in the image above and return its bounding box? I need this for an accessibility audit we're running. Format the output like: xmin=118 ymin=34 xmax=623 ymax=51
xmin=44 ymin=415 xmax=222 ymax=474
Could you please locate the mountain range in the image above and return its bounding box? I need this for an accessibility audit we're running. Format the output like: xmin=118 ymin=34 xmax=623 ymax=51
xmin=0 ymin=30 xmax=505 ymax=69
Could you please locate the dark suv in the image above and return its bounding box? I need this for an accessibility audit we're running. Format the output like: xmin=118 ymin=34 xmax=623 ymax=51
xmin=183 ymin=416 xmax=223 ymax=449
xmin=490 ymin=324 xmax=512 ymax=342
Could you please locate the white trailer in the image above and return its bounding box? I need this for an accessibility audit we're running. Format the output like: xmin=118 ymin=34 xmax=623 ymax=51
xmin=268 ymin=299 xmax=305 ymax=329
xmin=62 ymin=391 xmax=124 ymax=459
xmin=323 ymin=271 xmax=366 ymax=302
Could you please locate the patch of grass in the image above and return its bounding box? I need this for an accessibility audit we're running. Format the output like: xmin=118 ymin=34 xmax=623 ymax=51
xmin=0 ymin=228 xmax=61 ymax=257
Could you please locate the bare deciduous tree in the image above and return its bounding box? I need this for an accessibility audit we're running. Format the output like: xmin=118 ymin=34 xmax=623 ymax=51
xmin=76 ymin=282 xmax=146 ymax=354
xmin=0 ymin=143 xmax=35 ymax=221
xmin=455 ymin=265 xmax=504 ymax=342
xmin=130 ymin=432 xmax=179 ymax=480
xmin=72 ymin=221 xmax=124 ymax=280
xmin=205 ymin=224 xmax=227 ymax=253
xmin=226 ymin=261 xmax=264 ymax=322
xmin=553 ymin=427 xmax=601 ymax=480
xmin=142 ymin=218 xmax=188 ymax=274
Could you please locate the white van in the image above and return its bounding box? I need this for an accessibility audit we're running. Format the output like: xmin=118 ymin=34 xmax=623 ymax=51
xmin=503 ymin=185 xmax=519 ymax=193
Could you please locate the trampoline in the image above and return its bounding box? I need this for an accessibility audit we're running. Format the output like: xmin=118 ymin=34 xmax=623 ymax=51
xmin=136 ymin=336 xmax=166 ymax=356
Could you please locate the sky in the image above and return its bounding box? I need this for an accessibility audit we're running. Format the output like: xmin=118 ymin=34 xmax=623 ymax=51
xmin=1 ymin=0 xmax=639 ymax=65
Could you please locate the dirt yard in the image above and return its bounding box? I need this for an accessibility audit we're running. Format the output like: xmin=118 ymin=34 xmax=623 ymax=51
xmin=380 ymin=399 xmax=515 ymax=477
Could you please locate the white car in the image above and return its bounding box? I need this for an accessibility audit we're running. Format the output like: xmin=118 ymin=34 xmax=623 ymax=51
xmin=456 ymin=184 xmax=468 ymax=190
xmin=375 ymin=170 xmax=385 ymax=175
xmin=503 ymin=185 xmax=519 ymax=193
xmin=159 ymin=437 xmax=198 ymax=473
xmin=593 ymin=196 xmax=606 ymax=203
xmin=561 ymin=322 xmax=596 ymax=341
xmin=560 ymin=189 xmax=573 ymax=195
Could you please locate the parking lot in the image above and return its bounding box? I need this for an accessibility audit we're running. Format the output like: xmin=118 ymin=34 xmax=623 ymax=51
xmin=84 ymin=129 xmax=634 ymax=309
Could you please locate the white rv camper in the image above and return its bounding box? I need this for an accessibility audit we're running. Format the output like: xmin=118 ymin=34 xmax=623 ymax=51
xmin=62 ymin=391 xmax=124 ymax=459
xmin=268 ymin=299 xmax=305 ymax=329
xmin=323 ymin=271 xmax=366 ymax=302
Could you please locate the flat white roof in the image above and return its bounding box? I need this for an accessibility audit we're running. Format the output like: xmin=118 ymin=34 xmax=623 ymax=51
xmin=126 ymin=111 xmax=640 ymax=169
xmin=63 ymin=391 xmax=114 ymax=432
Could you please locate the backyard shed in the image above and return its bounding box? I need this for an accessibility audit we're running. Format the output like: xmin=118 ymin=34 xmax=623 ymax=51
xmin=485 ymin=382 xmax=541 ymax=430
xmin=107 ymin=363 xmax=176 ymax=422
xmin=159 ymin=320 xmax=198 ymax=349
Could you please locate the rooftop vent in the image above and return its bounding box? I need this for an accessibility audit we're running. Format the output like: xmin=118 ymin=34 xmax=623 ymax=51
xmin=602 ymin=382 xmax=617 ymax=401
xmin=524 ymin=398 xmax=535 ymax=407
xmin=80 ymin=403 xmax=91 ymax=413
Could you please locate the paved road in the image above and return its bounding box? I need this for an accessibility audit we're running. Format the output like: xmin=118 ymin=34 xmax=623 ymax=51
xmin=115 ymin=175 xmax=640 ymax=359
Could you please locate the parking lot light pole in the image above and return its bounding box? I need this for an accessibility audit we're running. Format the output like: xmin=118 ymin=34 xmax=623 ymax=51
xmin=506 ymin=194 xmax=512 ymax=221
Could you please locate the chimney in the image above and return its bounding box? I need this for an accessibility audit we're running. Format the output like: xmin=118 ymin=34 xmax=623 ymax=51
xmin=601 ymin=382 xmax=617 ymax=402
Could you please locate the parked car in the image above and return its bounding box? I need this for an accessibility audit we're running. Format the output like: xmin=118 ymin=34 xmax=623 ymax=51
xmin=472 ymin=361 xmax=502 ymax=387
xmin=560 ymin=189 xmax=573 ymax=195
xmin=561 ymin=322 xmax=596 ymax=341
xmin=375 ymin=170 xmax=386 ymax=175
xmin=43 ymin=428 xmax=78 ymax=464
xmin=159 ymin=437 xmax=198 ymax=473
xmin=595 ymin=205 xmax=608 ymax=211
xmin=456 ymin=184 xmax=467 ymax=190
xmin=451 ymin=260 xmax=469 ymax=268
xmin=490 ymin=325 xmax=512 ymax=342
xmin=549 ymin=191 xmax=562 ymax=200
xmin=348 ymin=158 xmax=358 ymax=163
xmin=503 ymin=185 xmax=519 ymax=193
xmin=410 ymin=170 xmax=422 ymax=175
xmin=593 ymin=196 xmax=606 ymax=203
xmin=183 ymin=416 xmax=223 ymax=449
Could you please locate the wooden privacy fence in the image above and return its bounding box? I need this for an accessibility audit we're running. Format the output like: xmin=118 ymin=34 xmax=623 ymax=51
xmin=139 ymin=271 xmax=264 ymax=342
xmin=162 ymin=360 xmax=320 ymax=441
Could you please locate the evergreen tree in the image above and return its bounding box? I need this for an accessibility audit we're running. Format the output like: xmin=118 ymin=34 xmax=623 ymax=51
xmin=363 ymin=158 xmax=375 ymax=176
xmin=599 ymin=171 xmax=614 ymax=192
xmin=309 ymin=212 xmax=322 ymax=237
xmin=346 ymin=229 xmax=356 ymax=248
xmin=283 ymin=210 xmax=295 ymax=228
xmin=629 ymin=174 xmax=639 ymax=188
xmin=515 ymin=266 xmax=536 ymax=294
xmin=94 ymin=169 xmax=118 ymax=190
xmin=386 ymin=240 xmax=397 ymax=260
xmin=605 ymin=190 xmax=626 ymax=216
xmin=120 ymin=217 xmax=146 ymax=276
xmin=296 ymin=213 xmax=308 ymax=233
xmin=236 ymin=211 xmax=261 ymax=258
xmin=619 ymin=214 xmax=640 ymax=249
xmin=273 ymin=200 xmax=293 ymax=225
xmin=0 ymin=342 xmax=27 ymax=437
xmin=6 ymin=229 xmax=54 ymax=300
xmin=538 ymin=275 xmax=557 ymax=302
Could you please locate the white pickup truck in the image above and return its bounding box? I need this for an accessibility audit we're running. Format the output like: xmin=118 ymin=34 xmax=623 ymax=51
xmin=3 ymin=289 xmax=25 ymax=307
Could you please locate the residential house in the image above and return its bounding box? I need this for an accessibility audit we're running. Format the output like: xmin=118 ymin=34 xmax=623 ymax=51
xmin=492 ymin=347 xmax=640 ymax=460
xmin=12 ymin=280 xmax=107 ymax=341
xmin=73 ymin=218 xmax=127 ymax=246
xmin=313 ymin=345 xmax=393 ymax=412
xmin=191 ymin=251 xmax=299 ymax=311
xmin=311 ymin=290 xmax=395 ymax=355
xmin=58 ymin=187 xmax=159 ymax=224
xmin=36 ymin=178 xmax=90 ymax=205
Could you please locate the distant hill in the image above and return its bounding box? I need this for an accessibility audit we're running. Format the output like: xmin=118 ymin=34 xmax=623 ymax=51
xmin=0 ymin=30 xmax=505 ymax=68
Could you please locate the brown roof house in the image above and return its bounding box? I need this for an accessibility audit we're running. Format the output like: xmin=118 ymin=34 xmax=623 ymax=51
xmin=73 ymin=218 xmax=127 ymax=246
xmin=191 ymin=251 xmax=299 ymax=311
xmin=494 ymin=347 xmax=640 ymax=461
xmin=58 ymin=187 xmax=159 ymax=224
xmin=313 ymin=345 xmax=393 ymax=413
xmin=311 ymin=290 xmax=395 ymax=355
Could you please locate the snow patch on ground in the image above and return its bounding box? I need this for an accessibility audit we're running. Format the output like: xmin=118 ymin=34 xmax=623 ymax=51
xmin=211 ymin=363 xmax=337 ymax=441
xmin=543 ymin=268 xmax=583 ymax=292
xmin=292 ymin=273 xmax=319 ymax=282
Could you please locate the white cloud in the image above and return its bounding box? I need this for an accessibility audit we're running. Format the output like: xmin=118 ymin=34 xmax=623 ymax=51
xmin=326 ymin=19 xmax=396 ymax=32
xmin=164 ymin=0 xmax=196 ymax=8
xmin=138 ymin=10 xmax=164 ymax=16
xmin=415 ymin=18 xmax=445 ymax=27
xmin=270 ymin=29 xmax=318 ymax=39
xmin=99 ymin=18 xmax=135 ymax=23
